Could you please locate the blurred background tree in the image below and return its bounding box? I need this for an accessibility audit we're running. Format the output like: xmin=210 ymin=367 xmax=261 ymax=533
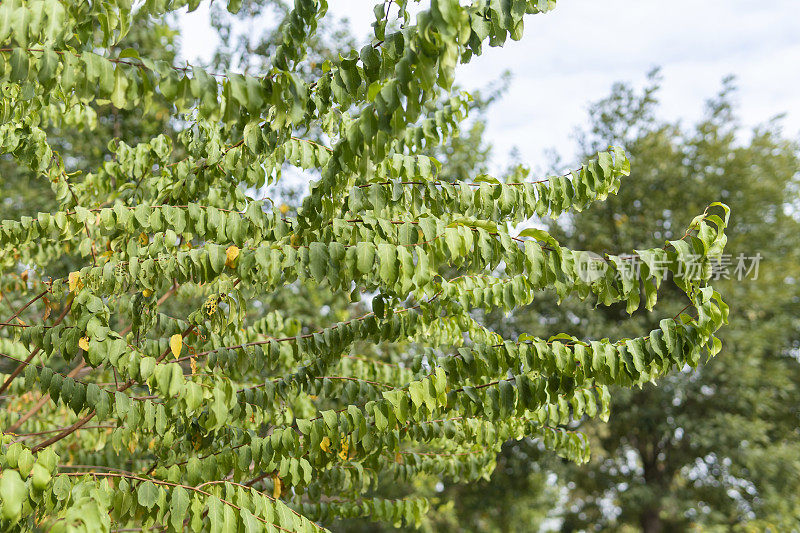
xmin=470 ymin=70 xmax=800 ymax=532
xmin=329 ymin=63 xmax=800 ymax=533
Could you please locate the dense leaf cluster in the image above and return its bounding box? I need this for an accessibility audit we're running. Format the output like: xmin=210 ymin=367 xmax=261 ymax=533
xmin=0 ymin=0 xmax=729 ymax=531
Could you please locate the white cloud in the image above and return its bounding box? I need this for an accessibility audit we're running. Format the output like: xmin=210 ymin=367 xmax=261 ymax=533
xmin=178 ymin=0 xmax=800 ymax=170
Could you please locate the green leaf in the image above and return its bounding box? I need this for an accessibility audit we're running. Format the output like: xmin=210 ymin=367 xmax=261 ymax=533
xmin=52 ymin=475 xmax=71 ymax=501
xmin=111 ymin=65 xmax=130 ymax=108
xmin=137 ymin=480 xmax=159 ymax=508
xmin=241 ymin=508 xmax=261 ymax=533
xmin=377 ymin=243 xmax=397 ymax=284
xmin=356 ymin=242 xmax=375 ymax=274
xmin=309 ymin=242 xmax=328 ymax=282
xmin=9 ymin=48 xmax=29 ymax=82
xmin=169 ymin=487 xmax=190 ymax=530
xmin=0 ymin=470 xmax=27 ymax=522
xmin=208 ymin=244 xmax=226 ymax=273
xmin=207 ymin=496 xmax=224 ymax=532
xmin=517 ymin=227 xmax=558 ymax=247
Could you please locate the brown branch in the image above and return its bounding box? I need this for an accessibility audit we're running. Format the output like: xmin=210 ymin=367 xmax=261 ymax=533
xmin=0 ymin=299 xmax=72 ymax=396
xmin=31 ymin=324 xmax=194 ymax=451
xmin=16 ymin=285 xmax=178 ymax=438
xmin=9 ymin=425 xmax=113 ymax=440
xmin=31 ymin=410 xmax=96 ymax=452
xmin=6 ymin=361 xmax=89 ymax=433
xmin=0 ymin=289 xmax=48 ymax=333
xmin=56 ymin=472 xmax=297 ymax=532
xmin=7 ymin=378 xmax=74 ymax=434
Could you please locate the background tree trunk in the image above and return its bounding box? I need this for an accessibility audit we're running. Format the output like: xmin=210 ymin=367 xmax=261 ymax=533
xmin=640 ymin=507 xmax=663 ymax=533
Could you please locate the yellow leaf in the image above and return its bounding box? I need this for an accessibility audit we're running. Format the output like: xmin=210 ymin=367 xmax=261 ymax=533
xmin=68 ymin=272 xmax=82 ymax=292
xmin=225 ymin=245 xmax=240 ymax=268
xmin=203 ymin=295 xmax=218 ymax=316
xmin=138 ymin=232 xmax=149 ymax=246
xmin=170 ymin=334 xmax=183 ymax=359
xmin=142 ymin=289 xmax=153 ymax=298
xmin=279 ymin=203 xmax=290 ymax=214
xmin=320 ymin=436 xmax=331 ymax=453
xmin=189 ymin=357 xmax=198 ymax=375
xmin=272 ymin=475 xmax=281 ymax=499
xmin=338 ymin=436 xmax=349 ymax=460
xmin=79 ymin=336 xmax=90 ymax=351
xmin=42 ymin=296 xmax=51 ymax=320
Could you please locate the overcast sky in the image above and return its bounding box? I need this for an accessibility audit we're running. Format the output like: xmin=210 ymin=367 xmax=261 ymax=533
xmin=179 ymin=0 xmax=800 ymax=171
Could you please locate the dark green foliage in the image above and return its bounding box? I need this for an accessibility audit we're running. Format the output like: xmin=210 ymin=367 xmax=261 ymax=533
xmin=0 ymin=2 xmax=732 ymax=531
xmin=462 ymin=72 xmax=799 ymax=533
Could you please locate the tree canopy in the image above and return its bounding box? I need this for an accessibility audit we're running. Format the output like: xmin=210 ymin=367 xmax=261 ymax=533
xmin=544 ymin=74 xmax=800 ymax=533
xmin=0 ymin=1 xmax=730 ymax=531
xmin=430 ymin=74 xmax=800 ymax=533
